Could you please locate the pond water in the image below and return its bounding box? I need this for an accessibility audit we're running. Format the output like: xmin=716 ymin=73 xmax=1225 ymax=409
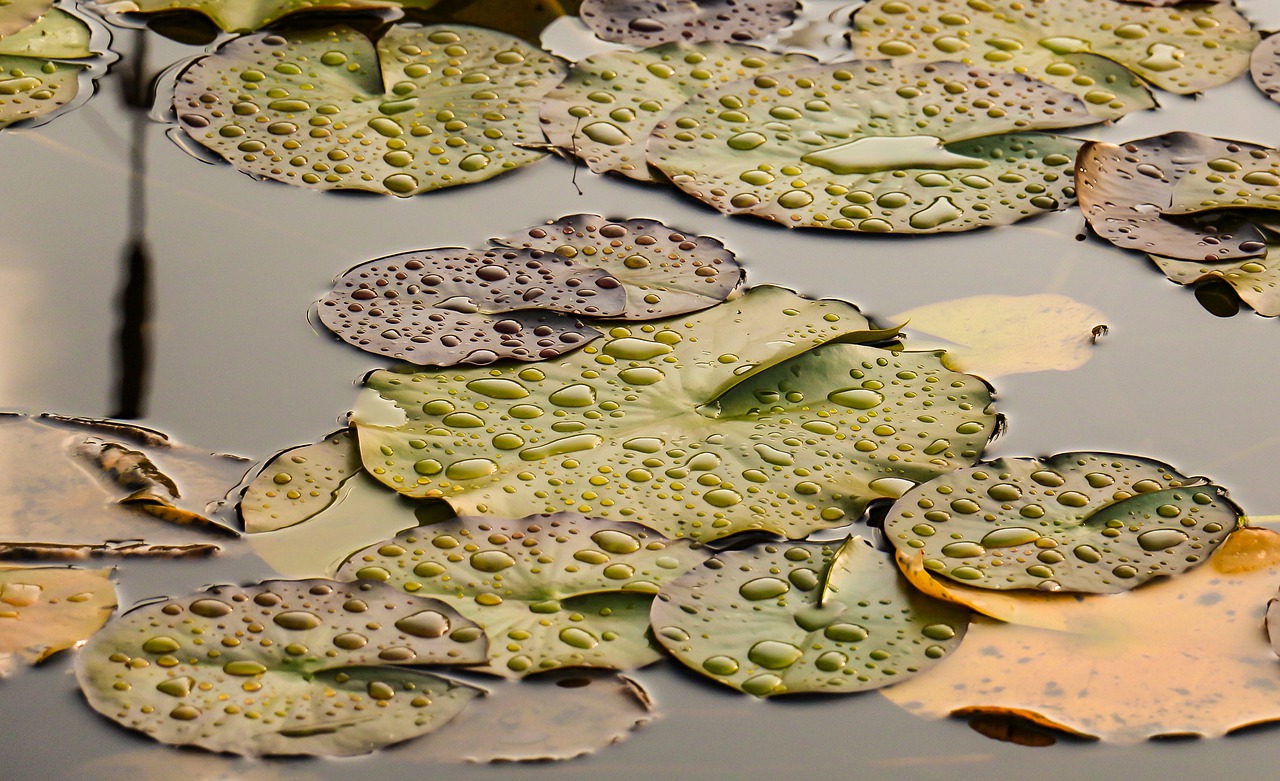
xmin=5 ymin=2 xmax=1280 ymax=778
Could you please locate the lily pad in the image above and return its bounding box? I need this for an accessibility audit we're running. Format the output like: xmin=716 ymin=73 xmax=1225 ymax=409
xmin=851 ymin=0 xmax=1255 ymax=116
xmin=240 ymin=429 xmax=363 ymax=534
xmin=883 ymin=452 xmax=1241 ymax=593
xmin=647 ymin=60 xmax=1093 ymax=233
xmin=76 ymin=578 xmax=487 ymax=756
xmin=1251 ymin=33 xmax=1280 ymax=104
xmin=351 ymin=286 xmax=996 ymax=542
xmin=492 ymin=213 xmax=745 ymax=317
xmin=1076 ymin=132 xmax=1271 ymax=261
xmin=579 ymin=0 xmax=799 ymax=46
xmin=1166 ymin=145 xmax=1280 ymax=214
xmin=339 ymin=513 xmax=706 ymax=676
xmin=171 ymin=24 xmax=567 ymax=196
xmin=1150 ymin=226 xmax=1280 ymax=316
xmin=0 ymin=0 xmax=53 ymax=38
xmin=87 ymin=0 xmax=442 ymax=34
xmin=651 ymin=537 xmax=969 ymax=696
xmin=0 ymin=565 xmax=115 ymax=675
xmin=882 ymin=527 xmax=1280 ymax=742
xmin=0 ymin=7 xmax=106 ymax=131
xmin=538 ymin=42 xmax=813 ymax=181
xmin=317 ymin=247 xmax=624 ymax=366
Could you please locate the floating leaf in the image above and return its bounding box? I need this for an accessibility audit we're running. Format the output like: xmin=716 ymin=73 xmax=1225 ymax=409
xmin=579 ymin=0 xmax=799 ymax=46
xmin=240 ymin=429 xmax=363 ymax=534
xmin=492 ymin=213 xmax=745 ymax=317
xmin=0 ymin=0 xmax=53 ymax=38
xmin=172 ymin=25 xmax=566 ymax=196
xmin=891 ymin=294 xmax=1107 ymax=378
xmin=651 ymin=538 xmax=969 ymax=696
xmin=882 ymin=527 xmax=1280 ymax=742
xmin=87 ymin=0 xmax=442 ymax=34
xmin=884 ymin=452 xmax=1241 ymax=593
xmin=352 ymin=286 xmax=995 ymax=542
xmin=851 ymin=0 xmax=1255 ymax=116
xmin=0 ymin=7 xmax=106 ymax=131
xmin=1251 ymin=33 xmax=1280 ymax=104
xmin=0 ymin=566 xmax=115 ymax=675
xmin=339 ymin=513 xmax=706 ymax=676
xmin=754 ymin=0 xmax=858 ymax=61
xmin=1076 ymin=132 xmax=1270 ymax=261
xmin=539 ymin=42 xmax=813 ymax=181
xmin=76 ymin=579 xmax=487 ymax=756
xmin=1166 ymin=145 xmax=1280 ymax=214
xmin=1150 ymin=228 xmax=1280 ymax=316
xmin=317 ymin=247 xmax=624 ymax=366
xmin=647 ymin=61 xmax=1092 ymax=233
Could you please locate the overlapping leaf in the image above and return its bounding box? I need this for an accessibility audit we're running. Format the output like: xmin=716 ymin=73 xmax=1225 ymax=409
xmin=171 ymin=24 xmax=566 ymax=196
xmin=884 ymin=452 xmax=1241 ymax=593
xmin=87 ymin=0 xmax=442 ymax=34
xmin=0 ymin=6 xmax=107 ymax=130
xmin=647 ymin=61 xmax=1092 ymax=233
xmin=240 ymin=429 xmax=363 ymax=534
xmin=579 ymin=0 xmax=798 ymax=45
xmin=0 ymin=566 xmax=115 ymax=675
xmin=1150 ymin=225 xmax=1280 ymax=316
xmin=1166 ymin=145 xmax=1280 ymax=214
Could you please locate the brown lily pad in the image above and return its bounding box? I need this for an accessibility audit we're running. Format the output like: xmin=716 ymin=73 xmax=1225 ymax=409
xmin=579 ymin=0 xmax=799 ymax=46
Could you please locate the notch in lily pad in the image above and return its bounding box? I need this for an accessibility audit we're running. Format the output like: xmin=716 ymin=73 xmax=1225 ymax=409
xmin=579 ymin=0 xmax=799 ymax=46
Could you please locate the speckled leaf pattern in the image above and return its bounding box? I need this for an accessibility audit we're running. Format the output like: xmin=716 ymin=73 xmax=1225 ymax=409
xmin=316 ymin=247 xmax=624 ymax=365
xmin=1151 ymin=228 xmax=1280 ymax=316
xmin=0 ymin=8 xmax=100 ymax=130
xmin=172 ymin=25 xmax=566 ymax=196
xmin=539 ymin=42 xmax=813 ymax=181
xmin=339 ymin=513 xmax=705 ymax=676
xmin=651 ymin=538 xmax=969 ymax=696
xmin=884 ymin=452 xmax=1241 ymax=593
xmin=240 ymin=429 xmax=363 ymax=534
xmin=0 ymin=566 xmax=116 ymax=674
xmin=647 ymin=61 xmax=1092 ymax=233
xmin=580 ymin=0 xmax=798 ymax=45
xmin=1166 ymin=146 xmax=1280 ymax=214
xmin=351 ymin=286 xmax=995 ymax=542
xmin=76 ymin=579 xmax=487 ymax=756
xmin=492 ymin=214 xmax=745 ymax=318
xmin=1251 ymin=33 xmax=1280 ymax=104
xmin=851 ymin=0 xmax=1255 ymax=113
xmin=882 ymin=528 xmax=1280 ymax=743
xmin=88 ymin=0 xmax=443 ymax=33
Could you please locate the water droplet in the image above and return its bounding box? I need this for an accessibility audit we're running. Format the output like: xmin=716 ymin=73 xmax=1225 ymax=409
xmin=223 ymin=660 xmax=267 ymax=676
xmin=467 ymin=378 xmax=529 ymax=399
xmin=395 ymin=610 xmax=450 ymax=637
xmin=704 ymin=488 xmax=743 ymax=507
xmin=828 ymin=388 xmax=885 ymax=409
xmin=189 ymin=599 xmax=232 ymax=618
xmin=1138 ymin=529 xmax=1189 ymax=551
xmin=273 ymin=611 xmax=322 ymax=631
xmin=981 ymin=527 xmax=1041 ymax=548
xmin=748 ymin=640 xmax=803 ymax=669
xmin=703 ymin=655 xmax=739 ymax=675
xmin=741 ymin=673 xmax=784 ymax=696
xmin=549 ymin=384 xmax=597 ymax=407
xmin=559 ymin=627 xmax=599 ymax=649
xmin=739 ymin=577 xmax=790 ymax=600
xmin=446 ymin=458 xmax=498 ymax=480
xmin=471 ymin=550 xmax=516 ymax=572
xmin=592 ymin=530 xmax=640 ymax=554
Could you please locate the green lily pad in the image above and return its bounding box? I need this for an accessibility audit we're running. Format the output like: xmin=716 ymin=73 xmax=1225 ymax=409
xmin=1150 ymin=226 xmax=1280 ymax=316
xmin=339 ymin=513 xmax=706 ymax=676
xmin=883 ymin=452 xmax=1241 ymax=593
xmin=0 ymin=0 xmax=53 ymax=38
xmin=538 ymin=42 xmax=813 ymax=181
xmin=240 ymin=429 xmax=363 ymax=534
xmin=87 ymin=0 xmax=442 ymax=34
xmin=76 ymin=578 xmax=487 ymax=756
xmin=0 ymin=8 xmax=105 ymax=131
xmin=851 ymin=0 xmax=1255 ymax=116
xmin=352 ymin=286 xmax=995 ymax=542
xmin=492 ymin=213 xmax=745 ymax=317
xmin=651 ymin=537 xmax=970 ymax=696
xmin=579 ymin=0 xmax=799 ymax=46
xmin=171 ymin=24 xmax=566 ymax=196
xmin=0 ymin=565 xmax=116 ymax=675
xmin=1165 ymin=145 xmax=1280 ymax=214
xmin=647 ymin=60 xmax=1093 ymax=233
xmin=317 ymin=247 xmax=625 ymax=366
xmin=1251 ymin=33 xmax=1280 ymax=104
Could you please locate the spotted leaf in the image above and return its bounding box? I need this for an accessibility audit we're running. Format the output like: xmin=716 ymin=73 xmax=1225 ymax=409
xmin=579 ymin=0 xmax=798 ymax=46
xmin=86 ymin=0 xmax=442 ymax=34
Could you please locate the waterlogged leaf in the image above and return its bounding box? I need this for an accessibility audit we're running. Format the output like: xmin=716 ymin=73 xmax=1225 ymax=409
xmin=651 ymin=538 xmax=969 ymax=696
xmin=538 ymin=42 xmax=813 ymax=181
xmin=647 ymin=61 xmax=1092 ymax=233
xmin=884 ymin=452 xmax=1241 ymax=593
xmin=1251 ymin=33 xmax=1280 ymax=104
xmin=492 ymin=213 xmax=745 ymax=317
xmin=1166 ymin=146 xmax=1280 ymax=214
xmin=0 ymin=566 xmax=115 ymax=675
xmin=352 ymin=286 xmax=996 ymax=542
xmin=172 ymin=25 xmax=566 ymax=196
xmin=76 ymin=579 xmax=487 ymax=756
xmin=339 ymin=513 xmax=706 ymax=676
xmin=579 ymin=0 xmax=798 ymax=45
xmin=851 ymin=0 xmax=1255 ymax=115
xmin=1076 ymin=132 xmax=1270 ymax=261
xmin=88 ymin=0 xmax=441 ymax=33
xmin=1151 ymin=229 xmax=1280 ymax=316
xmin=882 ymin=528 xmax=1280 ymax=742
xmin=317 ymin=247 xmax=624 ymax=366
xmin=891 ymin=294 xmax=1107 ymax=377
xmin=240 ymin=429 xmax=363 ymax=534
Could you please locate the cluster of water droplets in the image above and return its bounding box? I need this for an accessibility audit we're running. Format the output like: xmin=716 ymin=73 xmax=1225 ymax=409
xmin=579 ymin=0 xmax=800 ymax=46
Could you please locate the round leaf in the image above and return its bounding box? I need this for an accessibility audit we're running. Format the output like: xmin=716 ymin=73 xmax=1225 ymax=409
xmin=884 ymin=452 xmax=1241 ymax=593
xmin=0 ymin=565 xmax=115 ymax=674
xmin=650 ymin=537 xmax=969 ymax=696
xmin=171 ymin=24 xmax=566 ymax=196
xmin=579 ymin=0 xmax=798 ymax=46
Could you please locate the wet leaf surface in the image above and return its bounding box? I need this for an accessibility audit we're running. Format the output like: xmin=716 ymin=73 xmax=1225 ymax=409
xmin=0 ymin=0 xmax=53 ymax=38
xmin=339 ymin=513 xmax=706 ymax=676
xmin=492 ymin=213 xmax=745 ymax=317
xmin=882 ymin=527 xmax=1280 ymax=742
xmin=648 ymin=61 xmax=1093 ymax=233
xmin=87 ymin=0 xmax=443 ymax=33
xmin=892 ymin=294 xmax=1107 ymax=377
xmin=651 ymin=537 xmax=969 ymax=696
xmin=538 ymin=42 xmax=814 ymax=181
xmin=884 ymin=452 xmax=1241 ymax=593
xmin=0 ymin=565 xmax=115 ymax=675
xmin=579 ymin=0 xmax=799 ymax=46
xmin=0 ymin=7 xmax=105 ymax=130
xmin=1250 ymin=32 xmax=1280 ymax=104
xmin=76 ymin=579 xmax=487 ymax=756
xmin=172 ymin=25 xmax=566 ymax=196
xmin=352 ymin=286 xmax=995 ymax=542
xmin=1166 ymin=144 xmax=1280 ymax=214
xmin=240 ymin=429 xmax=363 ymax=534
xmin=1150 ymin=225 xmax=1280 ymax=316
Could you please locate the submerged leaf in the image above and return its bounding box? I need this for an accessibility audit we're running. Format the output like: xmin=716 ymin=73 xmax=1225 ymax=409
xmin=884 ymin=452 xmax=1241 ymax=593
xmin=87 ymin=0 xmax=442 ymax=33
xmin=0 ymin=566 xmax=115 ymax=674
xmin=76 ymin=579 xmax=487 ymax=756
xmin=579 ymin=0 xmax=798 ymax=45
xmin=882 ymin=527 xmax=1280 ymax=742
xmin=651 ymin=538 xmax=969 ymax=696
xmin=352 ymin=286 xmax=995 ymax=542
xmin=172 ymin=25 xmax=566 ymax=196
xmin=648 ymin=61 xmax=1092 ymax=233
xmin=492 ymin=213 xmax=745 ymax=317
